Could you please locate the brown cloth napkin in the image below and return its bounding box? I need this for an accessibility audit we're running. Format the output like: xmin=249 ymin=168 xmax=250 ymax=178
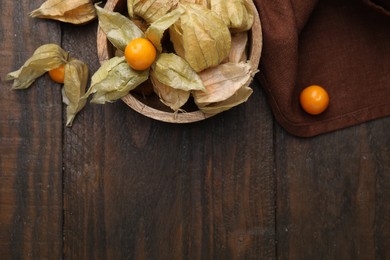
xmin=253 ymin=0 xmax=390 ymax=137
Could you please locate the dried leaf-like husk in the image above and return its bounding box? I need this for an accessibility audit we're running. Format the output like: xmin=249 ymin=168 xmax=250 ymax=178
xmin=179 ymin=0 xmax=208 ymax=7
xmin=5 ymin=44 xmax=68 ymax=89
xmin=63 ymin=58 xmax=88 ymax=126
xmin=150 ymin=72 xmax=190 ymax=112
xmin=30 ymin=0 xmax=96 ymax=25
xmin=197 ymin=85 xmax=253 ymax=114
xmin=129 ymin=0 xmax=179 ymax=23
xmin=84 ymin=56 xmax=149 ymax=104
xmin=229 ymin=32 xmax=248 ymax=63
xmin=96 ymin=4 xmax=144 ymax=51
xmin=145 ymin=7 xmax=185 ymax=52
xmin=127 ymin=0 xmax=134 ymax=18
xmin=169 ymin=3 xmax=231 ymax=72
xmin=193 ymin=62 xmax=252 ymax=104
xmin=152 ymin=53 xmax=205 ymax=92
xmin=209 ymin=0 xmax=254 ymax=32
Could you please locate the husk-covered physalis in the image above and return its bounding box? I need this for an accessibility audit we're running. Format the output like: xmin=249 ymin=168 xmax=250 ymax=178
xmin=5 ymin=44 xmax=88 ymax=126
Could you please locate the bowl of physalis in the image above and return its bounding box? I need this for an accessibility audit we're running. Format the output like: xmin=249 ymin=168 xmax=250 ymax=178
xmin=93 ymin=0 xmax=262 ymax=123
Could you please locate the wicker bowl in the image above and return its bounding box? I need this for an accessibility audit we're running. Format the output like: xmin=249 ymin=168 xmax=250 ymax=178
xmin=97 ymin=0 xmax=262 ymax=123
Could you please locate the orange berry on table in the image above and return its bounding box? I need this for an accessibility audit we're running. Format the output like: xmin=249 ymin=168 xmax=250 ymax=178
xmin=124 ymin=38 xmax=157 ymax=71
xmin=300 ymin=85 xmax=330 ymax=115
xmin=48 ymin=64 xmax=65 ymax=84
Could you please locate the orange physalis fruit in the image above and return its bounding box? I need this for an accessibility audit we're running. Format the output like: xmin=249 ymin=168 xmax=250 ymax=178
xmin=48 ymin=64 xmax=65 ymax=84
xmin=300 ymin=85 xmax=330 ymax=115
xmin=124 ymin=38 xmax=157 ymax=71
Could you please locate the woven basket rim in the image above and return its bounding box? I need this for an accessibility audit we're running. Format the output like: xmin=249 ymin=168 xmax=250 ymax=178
xmin=96 ymin=0 xmax=262 ymax=123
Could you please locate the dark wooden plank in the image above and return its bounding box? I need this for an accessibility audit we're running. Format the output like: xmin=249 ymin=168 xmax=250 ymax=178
xmin=0 ymin=1 xmax=63 ymax=259
xmin=275 ymin=118 xmax=390 ymax=259
xmin=61 ymin=20 xmax=276 ymax=258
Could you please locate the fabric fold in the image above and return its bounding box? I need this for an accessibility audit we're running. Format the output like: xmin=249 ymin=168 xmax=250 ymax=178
xmin=361 ymin=0 xmax=390 ymax=15
xmin=253 ymin=0 xmax=390 ymax=137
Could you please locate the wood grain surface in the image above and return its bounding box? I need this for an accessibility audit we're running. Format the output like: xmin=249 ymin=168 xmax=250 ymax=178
xmin=0 ymin=1 xmax=63 ymax=259
xmin=275 ymin=120 xmax=390 ymax=259
xmin=0 ymin=0 xmax=389 ymax=259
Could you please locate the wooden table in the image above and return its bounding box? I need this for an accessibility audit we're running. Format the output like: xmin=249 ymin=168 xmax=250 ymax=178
xmin=1 ymin=1 xmax=389 ymax=259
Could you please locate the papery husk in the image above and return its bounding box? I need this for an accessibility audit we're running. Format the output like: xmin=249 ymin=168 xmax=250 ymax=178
xmin=229 ymin=32 xmax=248 ymax=63
xmin=196 ymin=85 xmax=253 ymax=115
xmin=128 ymin=0 xmax=179 ymax=23
xmin=193 ymin=62 xmax=252 ymax=104
xmin=179 ymin=0 xmax=208 ymax=7
xmin=30 ymin=0 xmax=96 ymax=25
xmin=145 ymin=7 xmax=185 ymax=52
xmin=63 ymin=58 xmax=88 ymax=126
xmin=150 ymin=72 xmax=190 ymax=112
xmin=209 ymin=0 xmax=254 ymax=32
xmin=95 ymin=4 xmax=144 ymax=52
xmin=169 ymin=3 xmax=231 ymax=72
xmin=5 ymin=44 xmax=68 ymax=89
xmin=152 ymin=53 xmax=205 ymax=92
xmin=83 ymin=56 xmax=149 ymax=104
